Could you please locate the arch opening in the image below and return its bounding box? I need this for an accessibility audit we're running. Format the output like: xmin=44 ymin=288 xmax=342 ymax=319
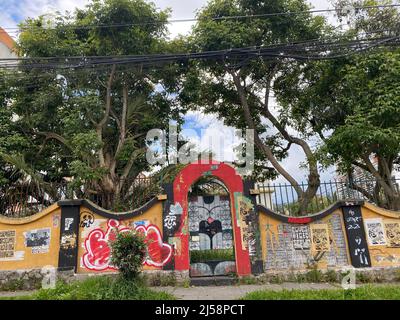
xmin=188 ymin=177 xmax=236 ymax=277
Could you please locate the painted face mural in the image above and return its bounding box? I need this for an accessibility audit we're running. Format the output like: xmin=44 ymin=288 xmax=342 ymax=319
xmin=82 ymin=219 xmax=172 ymax=271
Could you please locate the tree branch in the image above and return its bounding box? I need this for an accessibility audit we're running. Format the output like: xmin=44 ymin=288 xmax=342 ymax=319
xmin=230 ymin=70 xmax=303 ymax=196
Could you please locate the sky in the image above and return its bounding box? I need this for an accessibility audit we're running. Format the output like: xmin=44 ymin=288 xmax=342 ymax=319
xmin=0 ymin=0 xmax=337 ymax=183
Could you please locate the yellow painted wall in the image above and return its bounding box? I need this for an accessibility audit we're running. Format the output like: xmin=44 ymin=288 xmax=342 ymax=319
xmin=258 ymin=208 xmax=350 ymax=270
xmin=361 ymin=203 xmax=400 ymax=267
xmin=0 ymin=204 xmax=61 ymax=271
xmin=77 ymin=201 xmax=164 ymax=274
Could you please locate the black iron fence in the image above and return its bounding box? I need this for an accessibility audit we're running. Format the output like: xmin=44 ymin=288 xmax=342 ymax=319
xmin=2 ymin=176 xmax=400 ymax=218
xmin=0 ymin=176 xmax=160 ymax=218
xmin=255 ymin=178 xmax=400 ymax=215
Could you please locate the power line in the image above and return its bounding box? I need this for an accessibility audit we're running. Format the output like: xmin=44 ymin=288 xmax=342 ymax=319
xmin=1 ymin=3 xmax=399 ymax=34
xmin=1 ymin=31 xmax=398 ymax=62
xmin=0 ymin=35 xmax=398 ymax=70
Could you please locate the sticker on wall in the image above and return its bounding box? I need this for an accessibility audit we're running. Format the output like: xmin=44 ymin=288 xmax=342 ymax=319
xmin=53 ymin=214 xmax=60 ymax=228
xmin=365 ymin=218 xmax=387 ymax=246
xmin=164 ymin=203 xmax=183 ymax=231
xmin=0 ymin=230 xmax=16 ymax=259
xmin=132 ymin=220 xmax=149 ymax=228
xmin=310 ymin=224 xmax=330 ymax=253
xmin=235 ymin=194 xmax=255 ymax=253
xmin=60 ymin=233 xmax=77 ymax=250
xmin=24 ymin=228 xmax=51 ymax=254
xmin=291 ymin=225 xmax=311 ymax=250
xmin=383 ymin=220 xmax=400 ymax=248
xmin=80 ymin=212 xmax=95 ymax=228
xmin=65 ymin=218 xmax=74 ymax=231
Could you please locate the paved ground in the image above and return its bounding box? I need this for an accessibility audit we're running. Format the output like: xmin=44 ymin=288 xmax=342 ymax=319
xmin=0 ymin=290 xmax=35 ymax=298
xmin=152 ymin=283 xmax=341 ymax=300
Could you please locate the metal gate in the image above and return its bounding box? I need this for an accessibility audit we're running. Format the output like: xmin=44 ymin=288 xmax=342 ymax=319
xmin=188 ymin=182 xmax=236 ymax=277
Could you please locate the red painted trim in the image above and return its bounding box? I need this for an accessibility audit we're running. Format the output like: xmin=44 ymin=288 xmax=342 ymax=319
xmin=172 ymin=161 xmax=251 ymax=276
xmin=287 ymin=217 xmax=312 ymax=224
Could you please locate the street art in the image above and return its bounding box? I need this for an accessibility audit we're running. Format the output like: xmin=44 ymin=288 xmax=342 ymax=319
xmin=83 ymin=220 xmax=131 ymax=271
xmin=135 ymin=224 xmax=173 ymax=267
xmin=80 ymin=212 xmax=95 ymax=228
xmin=189 ymin=195 xmax=233 ymax=251
xmin=292 ymin=226 xmax=311 ymax=250
xmin=82 ymin=219 xmax=172 ymax=271
xmin=52 ymin=214 xmax=60 ymax=228
xmin=384 ymin=221 xmax=400 ymax=248
xmin=0 ymin=230 xmax=16 ymax=259
xmin=60 ymin=233 xmax=77 ymax=250
xmin=365 ymin=218 xmax=387 ymax=246
xmin=264 ymin=214 xmax=349 ymax=270
xmin=236 ymin=194 xmax=256 ymax=255
xmin=164 ymin=203 xmax=182 ymax=231
xmin=310 ymin=224 xmax=330 ymax=253
xmin=342 ymin=206 xmax=371 ymax=268
xmin=24 ymin=228 xmax=51 ymax=254
xmin=3 ymin=163 xmax=400 ymax=275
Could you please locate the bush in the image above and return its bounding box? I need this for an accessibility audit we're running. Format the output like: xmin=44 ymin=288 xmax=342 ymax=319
xmin=324 ymin=270 xmax=339 ymax=283
xmin=109 ymin=230 xmax=146 ymax=280
xmin=190 ymin=248 xmax=235 ymax=263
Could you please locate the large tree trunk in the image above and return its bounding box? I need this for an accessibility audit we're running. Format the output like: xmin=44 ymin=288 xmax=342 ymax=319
xmin=231 ymin=71 xmax=321 ymax=216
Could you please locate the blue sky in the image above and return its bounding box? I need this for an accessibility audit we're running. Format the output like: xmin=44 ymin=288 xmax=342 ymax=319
xmin=1 ymin=0 xmax=336 ymax=183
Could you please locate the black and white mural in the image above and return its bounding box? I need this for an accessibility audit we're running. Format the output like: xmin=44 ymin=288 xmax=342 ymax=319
xmin=188 ymin=194 xmax=236 ymax=276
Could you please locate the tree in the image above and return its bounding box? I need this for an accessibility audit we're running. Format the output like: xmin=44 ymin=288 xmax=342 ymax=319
xmin=1 ymin=0 xmax=181 ymax=210
xmin=179 ymin=0 xmax=329 ymax=214
xmin=274 ymin=0 xmax=400 ymax=209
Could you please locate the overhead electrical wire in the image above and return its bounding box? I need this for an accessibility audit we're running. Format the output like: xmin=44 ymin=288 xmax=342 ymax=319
xmin=0 ymin=34 xmax=398 ymax=70
xmin=1 ymin=3 xmax=399 ymax=35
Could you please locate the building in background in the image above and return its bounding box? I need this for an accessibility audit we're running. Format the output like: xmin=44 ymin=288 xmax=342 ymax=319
xmin=0 ymin=27 xmax=17 ymax=60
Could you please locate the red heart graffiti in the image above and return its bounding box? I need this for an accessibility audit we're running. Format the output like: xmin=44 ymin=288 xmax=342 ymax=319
xmin=83 ymin=220 xmax=129 ymax=271
xmin=135 ymin=225 xmax=173 ymax=267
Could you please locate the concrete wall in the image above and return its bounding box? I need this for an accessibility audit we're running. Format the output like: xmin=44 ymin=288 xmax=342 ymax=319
xmin=361 ymin=203 xmax=400 ymax=268
xmin=0 ymin=204 xmax=61 ymax=271
xmin=0 ymin=190 xmax=399 ymax=277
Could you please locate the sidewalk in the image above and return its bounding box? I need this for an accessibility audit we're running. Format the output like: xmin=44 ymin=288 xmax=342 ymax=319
xmin=152 ymin=283 xmax=341 ymax=300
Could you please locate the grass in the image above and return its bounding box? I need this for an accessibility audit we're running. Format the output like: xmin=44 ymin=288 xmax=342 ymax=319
xmin=242 ymin=285 xmax=400 ymax=300
xmin=0 ymin=276 xmax=175 ymax=300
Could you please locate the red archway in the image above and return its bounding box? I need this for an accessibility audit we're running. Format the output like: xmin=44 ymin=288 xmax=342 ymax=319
xmin=172 ymin=161 xmax=252 ymax=276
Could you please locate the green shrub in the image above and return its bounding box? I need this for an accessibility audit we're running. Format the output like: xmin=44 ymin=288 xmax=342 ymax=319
xmin=148 ymin=273 xmax=177 ymax=287
xmin=269 ymin=275 xmax=284 ymax=284
xmin=190 ymin=248 xmax=235 ymax=263
xmin=394 ymin=269 xmax=400 ymax=282
xmin=356 ymin=272 xmax=373 ymax=284
xmin=109 ymin=230 xmax=146 ymax=280
xmin=305 ymin=267 xmax=324 ymax=283
xmin=324 ymin=270 xmax=339 ymax=283
xmin=0 ymin=278 xmax=25 ymax=291
xmin=239 ymin=276 xmax=258 ymax=285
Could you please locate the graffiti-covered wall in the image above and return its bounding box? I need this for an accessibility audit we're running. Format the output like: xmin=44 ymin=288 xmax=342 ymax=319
xmin=0 ymin=204 xmax=61 ymax=270
xmin=360 ymin=203 xmax=400 ymax=267
xmin=0 ymin=163 xmax=400 ymax=276
xmin=258 ymin=204 xmax=350 ymax=271
xmin=76 ymin=200 xmax=171 ymax=273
